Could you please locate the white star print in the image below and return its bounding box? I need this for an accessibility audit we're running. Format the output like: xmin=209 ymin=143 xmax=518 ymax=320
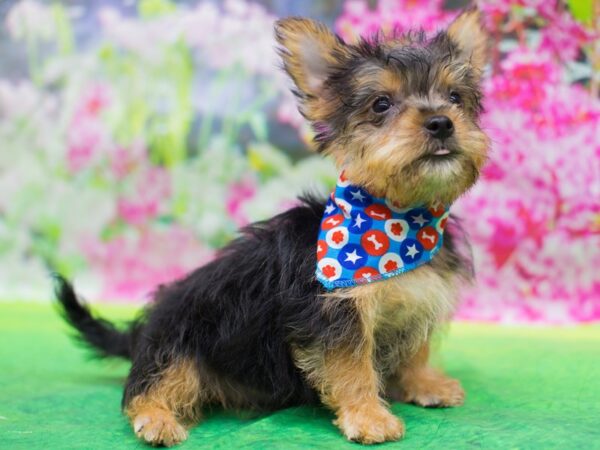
xmin=411 ymin=214 xmax=427 ymax=227
xmin=405 ymin=244 xmax=420 ymax=259
xmin=350 ymin=189 xmax=366 ymax=203
xmin=344 ymin=249 xmax=363 ymax=264
xmin=353 ymin=213 xmax=367 ymax=229
xmin=324 ymin=203 xmax=336 ymax=215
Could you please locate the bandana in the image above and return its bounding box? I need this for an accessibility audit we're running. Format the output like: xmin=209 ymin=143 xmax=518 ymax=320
xmin=316 ymin=172 xmax=450 ymax=290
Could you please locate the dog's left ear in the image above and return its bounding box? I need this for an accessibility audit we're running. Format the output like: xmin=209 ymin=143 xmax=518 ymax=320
xmin=275 ymin=18 xmax=351 ymax=120
xmin=447 ymin=8 xmax=489 ymax=74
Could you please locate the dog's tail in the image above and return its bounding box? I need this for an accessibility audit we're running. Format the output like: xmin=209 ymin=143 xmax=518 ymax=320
xmin=54 ymin=275 xmax=135 ymax=359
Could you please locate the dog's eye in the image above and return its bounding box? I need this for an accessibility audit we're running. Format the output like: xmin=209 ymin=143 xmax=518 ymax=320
xmin=372 ymin=96 xmax=391 ymax=113
xmin=449 ymin=91 xmax=462 ymax=105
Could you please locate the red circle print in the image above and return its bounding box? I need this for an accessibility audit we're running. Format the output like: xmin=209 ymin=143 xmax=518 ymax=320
xmin=417 ymin=226 xmax=439 ymax=250
xmin=390 ymin=222 xmax=404 ymax=236
xmin=429 ymin=203 xmax=445 ymax=217
xmin=361 ymin=230 xmax=389 ymax=256
xmin=322 ymin=264 xmax=337 ymax=278
xmin=383 ymin=259 xmax=398 ymax=272
xmin=354 ymin=267 xmax=379 ymax=281
xmin=365 ymin=204 xmax=392 ymax=220
xmin=321 ymin=214 xmax=344 ymax=230
xmin=316 ymin=240 xmax=328 ymax=260
xmin=331 ymin=230 xmax=345 ymax=244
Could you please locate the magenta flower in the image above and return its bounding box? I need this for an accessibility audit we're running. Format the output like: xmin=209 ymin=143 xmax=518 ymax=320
xmin=66 ymin=84 xmax=112 ymax=173
xmin=109 ymin=141 xmax=147 ymax=180
xmin=335 ymin=0 xmax=452 ymax=42
xmin=82 ymin=226 xmax=214 ymax=301
xmin=117 ymin=167 xmax=171 ymax=226
xmin=66 ymin=116 xmax=105 ymax=172
xmin=76 ymin=83 xmax=111 ymax=118
xmin=225 ymin=177 xmax=257 ymax=227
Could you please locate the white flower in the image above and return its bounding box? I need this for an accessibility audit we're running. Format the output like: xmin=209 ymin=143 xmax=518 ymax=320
xmin=5 ymin=0 xmax=55 ymax=41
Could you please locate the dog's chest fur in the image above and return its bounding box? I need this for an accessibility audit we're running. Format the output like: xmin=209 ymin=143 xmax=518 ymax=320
xmin=340 ymin=254 xmax=461 ymax=377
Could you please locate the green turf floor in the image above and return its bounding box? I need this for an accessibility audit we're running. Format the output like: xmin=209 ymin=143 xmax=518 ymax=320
xmin=1 ymin=302 xmax=599 ymax=449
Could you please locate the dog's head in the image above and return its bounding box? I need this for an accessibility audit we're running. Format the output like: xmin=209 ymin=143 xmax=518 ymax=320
xmin=275 ymin=9 xmax=490 ymax=206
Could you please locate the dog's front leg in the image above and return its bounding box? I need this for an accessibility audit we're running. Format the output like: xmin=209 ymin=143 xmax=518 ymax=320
xmin=318 ymin=346 xmax=405 ymax=444
xmin=394 ymin=341 xmax=465 ymax=408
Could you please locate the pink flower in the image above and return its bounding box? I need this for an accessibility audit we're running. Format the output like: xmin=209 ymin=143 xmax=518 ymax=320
xmin=82 ymin=226 xmax=214 ymax=301
xmin=117 ymin=167 xmax=171 ymax=226
xmin=66 ymin=116 xmax=105 ymax=172
xmin=76 ymin=83 xmax=111 ymax=118
xmin=538 ymin=10 xmax=596 ymax=62
xmin=225 ymin=178 xmax=257 ymax=227
xmin=116 ymin=199 xmax=159 ymax=226
xmin=455 ymin=79 xmax=600 ymax=323
xmin=66 ymin=84 xmax=112 ymax=173
xmin=110 ymin=141 xmax=147 ymax=180
xmin=486 ymin=49 xmax=560 ymax=110
xmin=335 ymin=0 xmax=452 ymax=42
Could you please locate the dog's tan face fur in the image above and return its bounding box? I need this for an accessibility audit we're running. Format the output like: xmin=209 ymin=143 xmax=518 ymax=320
xmin=276 ymin=10 xmax=490 ymax=206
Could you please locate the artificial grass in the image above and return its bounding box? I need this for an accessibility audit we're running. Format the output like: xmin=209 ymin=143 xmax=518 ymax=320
xmin=1 ymin=301 xmax=599 ymax=450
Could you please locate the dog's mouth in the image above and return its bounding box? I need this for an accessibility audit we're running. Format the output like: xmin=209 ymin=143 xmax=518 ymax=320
xmin=432 ymin=147 xmax=451 ymax=156
xmin=420 ymin=145 xmax=459 ymax=162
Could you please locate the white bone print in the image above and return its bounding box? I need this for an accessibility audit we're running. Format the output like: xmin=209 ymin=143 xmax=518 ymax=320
xmin=325 ymin=217 xmax=340 ymax=226
xmin=421 ymin=231 xmax=436 ymax=243
xmin=366 ymin=234 xmax=383 ymax=250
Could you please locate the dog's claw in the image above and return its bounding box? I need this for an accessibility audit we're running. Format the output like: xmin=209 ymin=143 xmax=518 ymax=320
xmin=133 ymin=415 xmax=149 ymax=433
xmin=132 ymin=411 xmax=188 ymax=447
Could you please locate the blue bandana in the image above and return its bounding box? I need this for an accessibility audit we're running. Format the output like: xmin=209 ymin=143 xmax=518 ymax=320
xmin=316 ymin=172 xmax=450 ymax=290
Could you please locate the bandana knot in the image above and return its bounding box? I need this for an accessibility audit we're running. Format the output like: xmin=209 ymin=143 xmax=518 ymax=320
xmin=316 ymin=172 xmax=450 ymax=289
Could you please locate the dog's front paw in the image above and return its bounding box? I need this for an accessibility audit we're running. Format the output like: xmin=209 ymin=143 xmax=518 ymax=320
xmin=334 ymin=404 xmax=405 ymax=444
xmin=401 ymin=370 xmax=465 ymax=407
xmin=133 ymin=408 xmax=188 ymax=447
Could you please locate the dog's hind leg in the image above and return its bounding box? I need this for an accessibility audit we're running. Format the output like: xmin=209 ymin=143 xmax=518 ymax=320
xmin=124 ymin=358 xmax=202 ymax=447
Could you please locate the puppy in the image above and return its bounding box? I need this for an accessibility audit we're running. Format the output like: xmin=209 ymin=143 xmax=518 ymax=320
xmin=56 ymin=8 xmax=489 ymax=446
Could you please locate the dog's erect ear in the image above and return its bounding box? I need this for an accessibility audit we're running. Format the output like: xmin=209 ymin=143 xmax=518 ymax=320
xmin=447 ymin=8 xmax=489 ymax=74
xmin=275 ymin=17 xmax=350 ymax=103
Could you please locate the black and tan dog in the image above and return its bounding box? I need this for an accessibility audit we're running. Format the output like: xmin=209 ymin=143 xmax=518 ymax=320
xmin=56 ymin=8 xmax=489 ymax=446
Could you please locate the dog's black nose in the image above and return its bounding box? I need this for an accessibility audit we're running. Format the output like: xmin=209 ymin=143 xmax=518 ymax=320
xmin=423 ymin=115 xmax=454 ymax=140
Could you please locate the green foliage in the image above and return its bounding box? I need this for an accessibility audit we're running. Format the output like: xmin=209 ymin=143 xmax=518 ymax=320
xmin=567 ymin=0 xmax=594 ymax=25
xmin=138 ymin=0 xmax=176 ymax=18
xmin=147 ymin=40 xmax=195 ymax=167
xmin=52 ymin=4 xmax=74 ymax=55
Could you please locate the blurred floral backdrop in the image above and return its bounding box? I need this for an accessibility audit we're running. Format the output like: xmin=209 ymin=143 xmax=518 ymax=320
xmin=1 ymin=0 xmax=599 ymax=323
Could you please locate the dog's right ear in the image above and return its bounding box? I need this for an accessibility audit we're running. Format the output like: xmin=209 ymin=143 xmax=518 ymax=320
xmin=447 ymin=8 xmax=489 ymax=77
xmin=275 ymin=18 xmax=350 ymax=120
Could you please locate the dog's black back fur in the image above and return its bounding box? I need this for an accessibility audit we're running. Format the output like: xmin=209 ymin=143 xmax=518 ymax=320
xmin=57 ymin=195 xmax=363 ymax=409
xmin=123 ymin=194 xmax=364 ymax=409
